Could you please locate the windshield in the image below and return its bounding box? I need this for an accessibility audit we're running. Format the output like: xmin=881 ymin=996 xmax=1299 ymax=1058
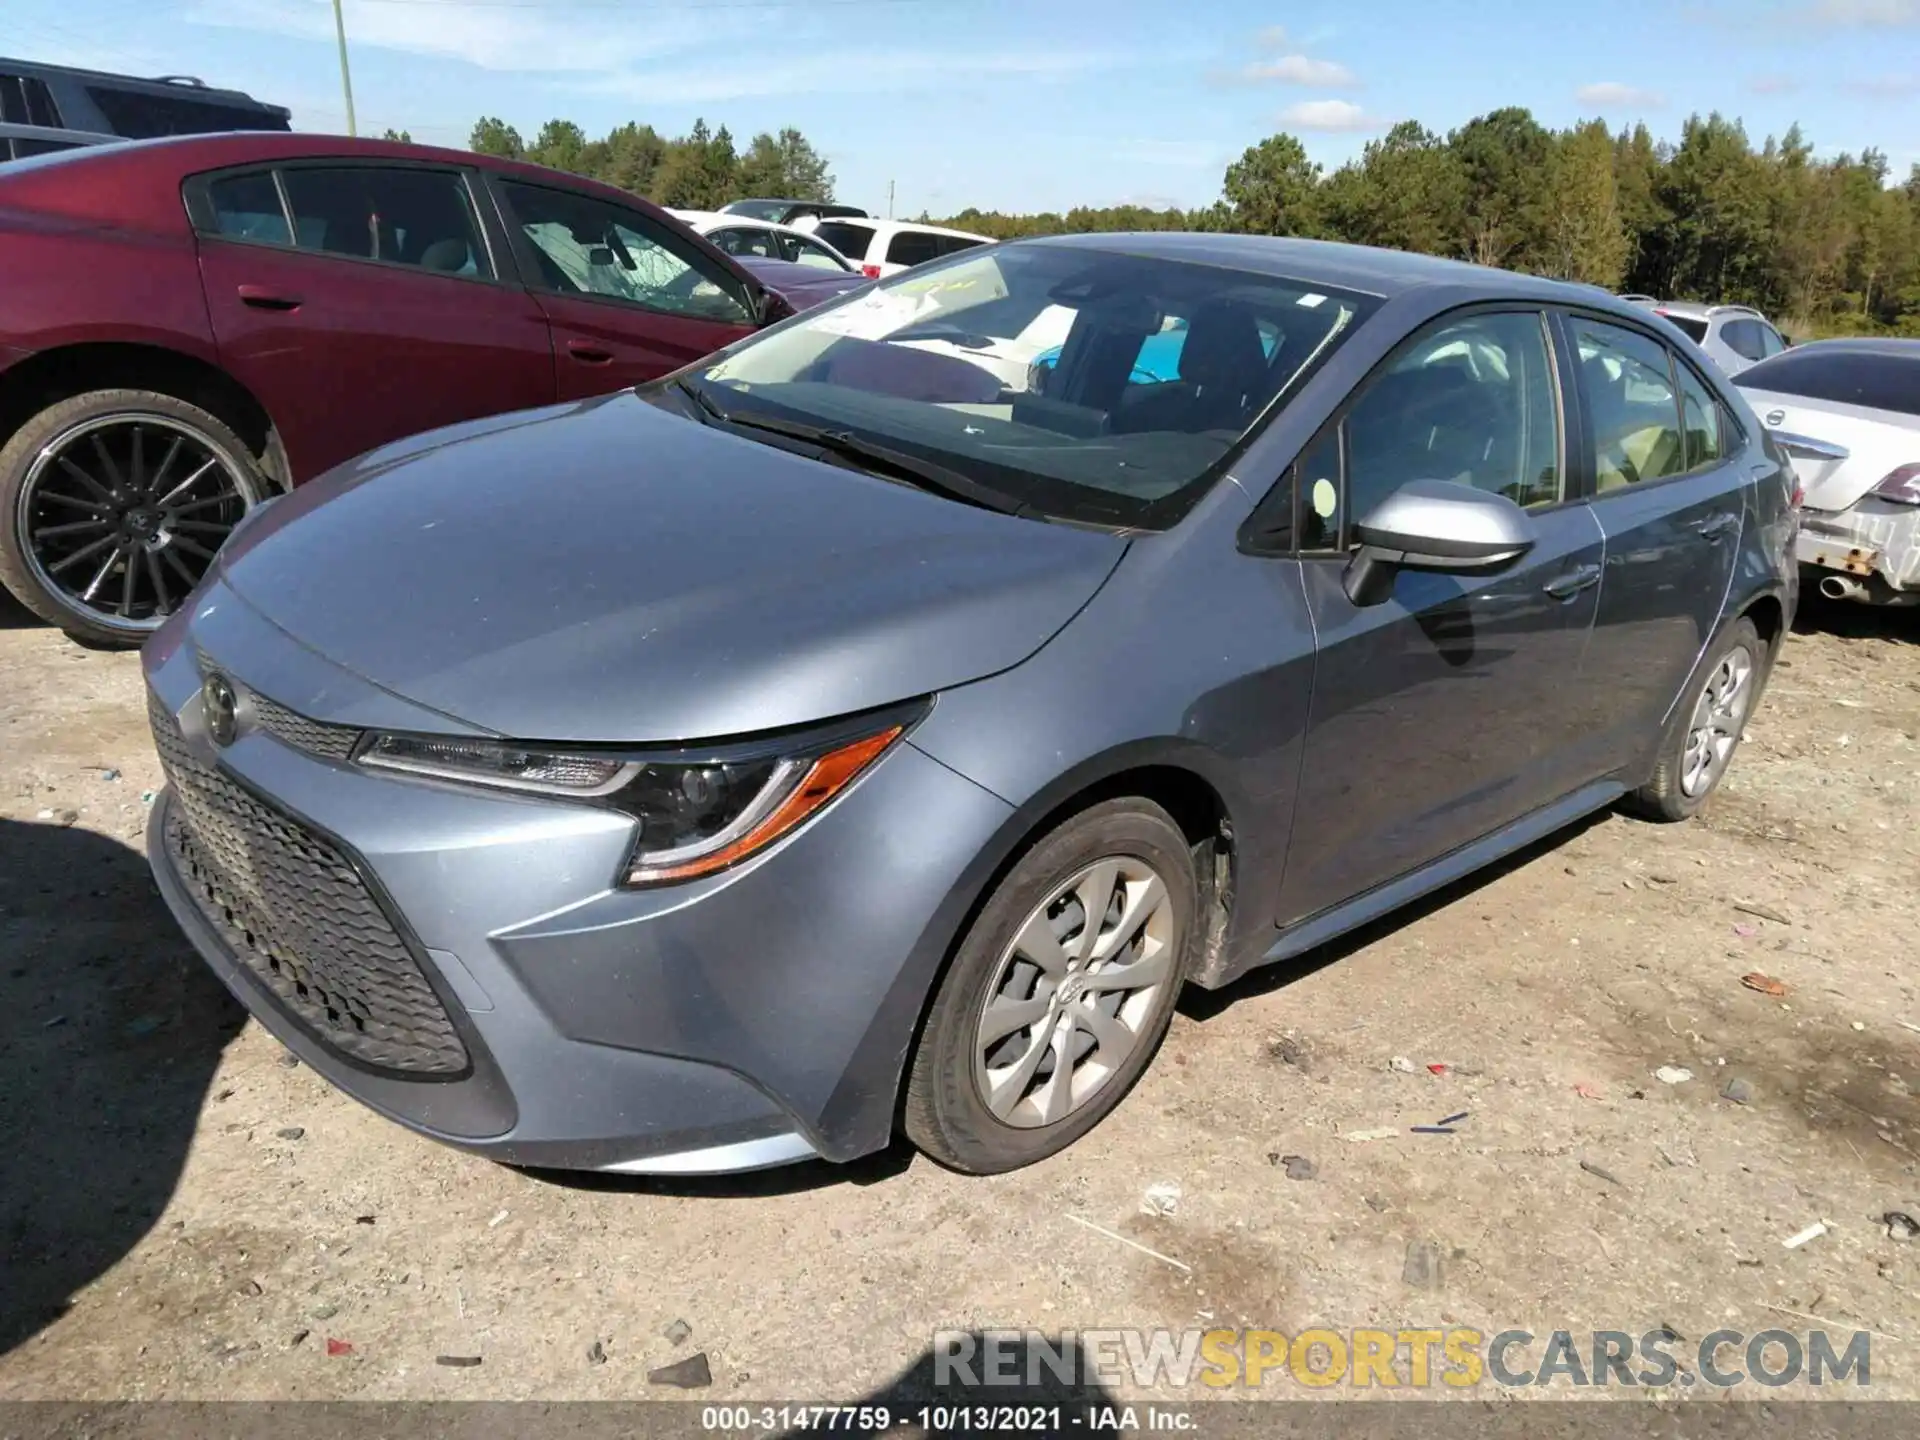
xmin=693 ymin=241 xmax=1375 ymax=527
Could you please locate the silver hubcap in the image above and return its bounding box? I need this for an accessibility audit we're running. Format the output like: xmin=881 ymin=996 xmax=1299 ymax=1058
xmin=973 ymin=857 xmax=1178 ymax=1129
xmin=17 ymin=413 xmax=258 ymax=634
xmin=1681 ymin=644 xmax=1755 ymax=797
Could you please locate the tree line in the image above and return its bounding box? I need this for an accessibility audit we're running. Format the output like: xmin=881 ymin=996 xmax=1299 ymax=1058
xmin=458 ymin=108 xmax=1919 ymax=336
xmin=935 ymin=110 xmax=1920 ymax=337
xmin=466 ymin=115 xmax=834 ymax=213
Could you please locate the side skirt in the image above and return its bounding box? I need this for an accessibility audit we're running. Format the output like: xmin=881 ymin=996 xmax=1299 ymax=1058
xmin=1260 ymin=779 xmax=1626 ymax=967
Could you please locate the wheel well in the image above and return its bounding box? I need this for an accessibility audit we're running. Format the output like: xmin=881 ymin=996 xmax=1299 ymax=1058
xmin=0 ymin=343 xmax=287 ymax=490
xmin=1742 ymin=594 xmax=1785 ymax=656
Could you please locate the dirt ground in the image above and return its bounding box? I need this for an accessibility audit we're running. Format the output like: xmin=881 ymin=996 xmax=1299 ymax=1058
xmin=2 ymin=584 xmax=1917 ymax=1407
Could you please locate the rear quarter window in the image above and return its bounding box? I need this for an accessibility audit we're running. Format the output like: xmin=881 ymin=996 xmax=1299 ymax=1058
xmin=1735 ymin=350 xmax=1920 ymax=419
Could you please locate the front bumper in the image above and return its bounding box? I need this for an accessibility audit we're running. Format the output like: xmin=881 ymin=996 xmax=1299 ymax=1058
xmin=142 ymin=584 xmax=1014 ymax=1173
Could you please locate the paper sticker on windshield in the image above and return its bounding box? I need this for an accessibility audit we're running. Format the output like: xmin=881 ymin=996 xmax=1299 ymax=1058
xmin=1297 ymin=292 xmax=1328 ymax=308
xmin=1312 ymin=478 xmax=1338 ymax=518
xmin=810 ymin=289 xmax=933 ymax=340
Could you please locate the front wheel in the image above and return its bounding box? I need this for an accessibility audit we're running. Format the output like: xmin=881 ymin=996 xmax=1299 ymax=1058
xmin=0 ymin=389 xmax=268 ymax=648
xmin=1626 ymin=615 xmax=1768 ymax=822
xmin=903 ymin=798 xmax=1198 ymax=1174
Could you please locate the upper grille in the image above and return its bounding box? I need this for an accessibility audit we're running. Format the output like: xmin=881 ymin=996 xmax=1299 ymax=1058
xmin=247 ymin=689 xmax=362 ymax=763
xmin=150 ymin=691 xmax=468 ymax=1075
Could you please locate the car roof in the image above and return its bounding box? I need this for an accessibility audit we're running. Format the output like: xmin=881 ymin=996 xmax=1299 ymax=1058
xmin=1767 ymin=336 xmax=1920 ymax=357
xmin=1009 ymin=231 xmax=1651 ymax=305
xmin=833 ymin=217 xmax=989 ymax=242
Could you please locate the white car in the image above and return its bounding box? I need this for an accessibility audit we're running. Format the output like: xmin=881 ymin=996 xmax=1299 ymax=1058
xmin=1733 ymin=338 xmax=1920 ymax=606
xmin=669 ymin=210 xmax=858 ymax=273
xmin=797 ymin=217 xmax=992 ymax=279
xmin=1627 ymin=298 xmax=1789 ymax=376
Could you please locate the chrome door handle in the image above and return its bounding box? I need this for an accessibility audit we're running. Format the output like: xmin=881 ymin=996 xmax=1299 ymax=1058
xmin=1542 ymin=563 xmax=1602 ymax=600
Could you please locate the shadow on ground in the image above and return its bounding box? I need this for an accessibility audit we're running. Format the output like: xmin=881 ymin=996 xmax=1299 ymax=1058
xmin=821 ymin=1333 xmax=1127 ymax=1437
xmin=1791 ymin=589 xmax=1919 ymax=644
xmin=0 ymin=816 xmax=244 ymax=1359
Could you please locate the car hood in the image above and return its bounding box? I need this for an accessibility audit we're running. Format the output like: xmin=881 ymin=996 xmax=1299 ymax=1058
xmin=215 ymin=392 xmax=1127 ymax=743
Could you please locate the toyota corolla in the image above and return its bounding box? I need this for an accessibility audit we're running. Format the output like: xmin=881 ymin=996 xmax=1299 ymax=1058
xmin=144 ymin=234 xmax=1795 ymax=1176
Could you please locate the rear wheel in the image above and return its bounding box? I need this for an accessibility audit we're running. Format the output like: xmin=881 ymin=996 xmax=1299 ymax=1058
xmin=0 ymin=389 xmax=267 ymax=648
xmin=904 ymin=798 xmax=1197 ymax=1174
xmin=1626 ymin=615 xmax=1767 ymax=822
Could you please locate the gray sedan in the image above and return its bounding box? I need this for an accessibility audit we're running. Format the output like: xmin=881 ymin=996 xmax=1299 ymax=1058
xmin=143 ymin=234 xmax=1798 ymax=1176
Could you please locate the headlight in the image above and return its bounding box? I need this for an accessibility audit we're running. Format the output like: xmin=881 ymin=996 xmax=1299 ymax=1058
xmin=353 ymin=711 xmax=915 ymax=886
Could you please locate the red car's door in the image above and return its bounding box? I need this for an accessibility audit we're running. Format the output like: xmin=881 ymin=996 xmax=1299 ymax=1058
xmin=490 ymin=177 xmax=758 ymax=400
xmin=189 ymin=162 xmax=556 ymax=482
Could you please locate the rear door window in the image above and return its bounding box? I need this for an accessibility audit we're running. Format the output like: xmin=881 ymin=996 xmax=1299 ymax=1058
xmin=885 ymin=230 xmax=943 ymax=268
xmin=784 ymin=233 xmax=850 ymax=270
xmin=280 ymin=166 xmax=490 ymax=276
xmin=1673 ymin=359 xmax=1724 ymax=471
xmin=1 ymin=73 xmax=63 ymax=128
xmin=1721 ymin=319 xmax=1765 ymax=362
xmin=707 ymin=225 xmax=779 ymax=260
xmin=1570 ymin=317 xmax=1687 ymax=489
xmin=206 ymin=170 xmax=293 ymax=246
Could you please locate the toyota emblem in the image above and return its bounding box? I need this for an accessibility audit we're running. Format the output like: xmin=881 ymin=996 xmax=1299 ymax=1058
xmin=203 ymin=673 xmax=239 ymax=747
xmin=1765 ymin=409 xmax=1785 ymax=427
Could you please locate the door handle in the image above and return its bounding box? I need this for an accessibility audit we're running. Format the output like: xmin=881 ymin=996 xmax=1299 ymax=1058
xmin=236 ymin=284 xmax=302 ymax=311
xmin=1694 ymin=513 xmax=1740 ymax=542
xmin=566 ymin=341 xmax=614 ymax=364
xmin=1542 ymin=563 xmax=1602 ymax=600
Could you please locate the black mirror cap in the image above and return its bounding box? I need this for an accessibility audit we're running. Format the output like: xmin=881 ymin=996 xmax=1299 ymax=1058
xmin=753 ymin=285 xmax=796 ymax=327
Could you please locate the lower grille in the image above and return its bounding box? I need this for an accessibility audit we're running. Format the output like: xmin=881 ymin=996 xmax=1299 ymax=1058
xmin=150 ymin=691 xmax=468 ymax=1075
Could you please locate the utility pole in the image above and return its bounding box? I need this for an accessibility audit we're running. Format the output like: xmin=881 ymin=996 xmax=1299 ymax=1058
xmin=331 ymin=0 xmax=358 ymax=136
xmin=887 ymin=179 xmax=894 ymax=219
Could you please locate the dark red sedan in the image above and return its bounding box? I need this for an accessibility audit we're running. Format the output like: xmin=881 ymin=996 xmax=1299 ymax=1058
xmin=0 ymin=133 xmax=842 ymax=644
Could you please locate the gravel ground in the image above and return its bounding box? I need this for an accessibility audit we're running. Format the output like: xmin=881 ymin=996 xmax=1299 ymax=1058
xmin=2 ymin=587 xmax=1917 ymax=1406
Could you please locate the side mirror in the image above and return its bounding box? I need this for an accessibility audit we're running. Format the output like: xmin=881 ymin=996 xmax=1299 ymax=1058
xmin=752 ymin=284 xmax=794 ymax=327
xmin=1342 ymin=479 xmax=1535 ymax=607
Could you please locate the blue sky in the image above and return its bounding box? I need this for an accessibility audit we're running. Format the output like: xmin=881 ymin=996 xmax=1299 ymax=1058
xmin=11 ymin=0 xmax=1919 ymax=215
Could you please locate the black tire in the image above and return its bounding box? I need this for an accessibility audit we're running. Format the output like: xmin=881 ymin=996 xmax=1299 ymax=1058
xmin=1625 ymin=615 xmax=1768 ymax=822
xmin=0 ymin=388 xmax=268 ymax=649
xmin=904 ymin=798 xmax=1199 ymax=1174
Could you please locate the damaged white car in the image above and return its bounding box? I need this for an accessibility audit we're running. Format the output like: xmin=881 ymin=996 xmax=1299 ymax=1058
xmin=1734 ymin=339 xmax=1920 ymax=606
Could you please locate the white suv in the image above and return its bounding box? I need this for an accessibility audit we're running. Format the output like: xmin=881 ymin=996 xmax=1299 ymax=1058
xmin=1627 ymin=299 xmax=1789 ymax=376
xmin=799 ymin=217 xmax=992 ymax=278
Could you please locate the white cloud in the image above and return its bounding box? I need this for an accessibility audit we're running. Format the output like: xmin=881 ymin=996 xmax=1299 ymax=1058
xmin=187 ymin=0 xmax=739 ymax=74
xmin=1278 ymin=99 xmax=1386 ymax=133
xmin=1791 ymin=0 xmax=1919 ymax=25
xmin=1576 ymin=81 xmax=1668 ymax=108
xmin=1240 ymin=55 xmax=1359 ymax=87
xmin=593 ymin=48 xmax=1131 ymax=105
xmin=1850 ymin=73 xmax=1920 ymax=93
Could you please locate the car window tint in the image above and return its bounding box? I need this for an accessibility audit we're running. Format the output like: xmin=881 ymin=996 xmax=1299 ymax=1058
xmin=1734 ymin=347 xmax=1920 ymax=418
xmin=885 ymin=230 xmax=943 ymax=267
xmin=1673 ymin=359 xmax=1723 ymax=470
xmin=1721 ymin=319 xmax=1765 ymax=362
xmin=937 ymin=235 xmax=986 ymax=257
xmin=1660 ymin=313 xmax=1709 ymax=344
xmin=1758 ymin=324 xmax=1786 ymax=357
xmin=1 ymin=73 xmax=63 ymax=128
xmin=710 ymin=225 xmax=778 ymax=260
xmin=1571 ymin=317 xmax=1686 ymax=490
xmin=9 ymin=136 xmax=84 ymax=159
xmin=1343 ymin=310 xmax=1562 ymax=528
xmin=85 ymin=86 xmax=285 ymax=138
xmin=280 ymin=167 xmax=488 ymax=276
xmin=787 ymin=236 xmax=848 ymax=270
xmin=503 ymin=181 xmax=751 ymax=324
xmin=811 ymin=221 xmax=875 ymax=260
xmin=206 ymin=171 xmax=292 ymax=246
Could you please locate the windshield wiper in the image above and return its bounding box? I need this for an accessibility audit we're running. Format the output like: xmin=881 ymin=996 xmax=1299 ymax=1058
xmin=670 ymin=376 xmax=728 ymax=426
xmin=707 ymin=404 xmax=1030 ymax=518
